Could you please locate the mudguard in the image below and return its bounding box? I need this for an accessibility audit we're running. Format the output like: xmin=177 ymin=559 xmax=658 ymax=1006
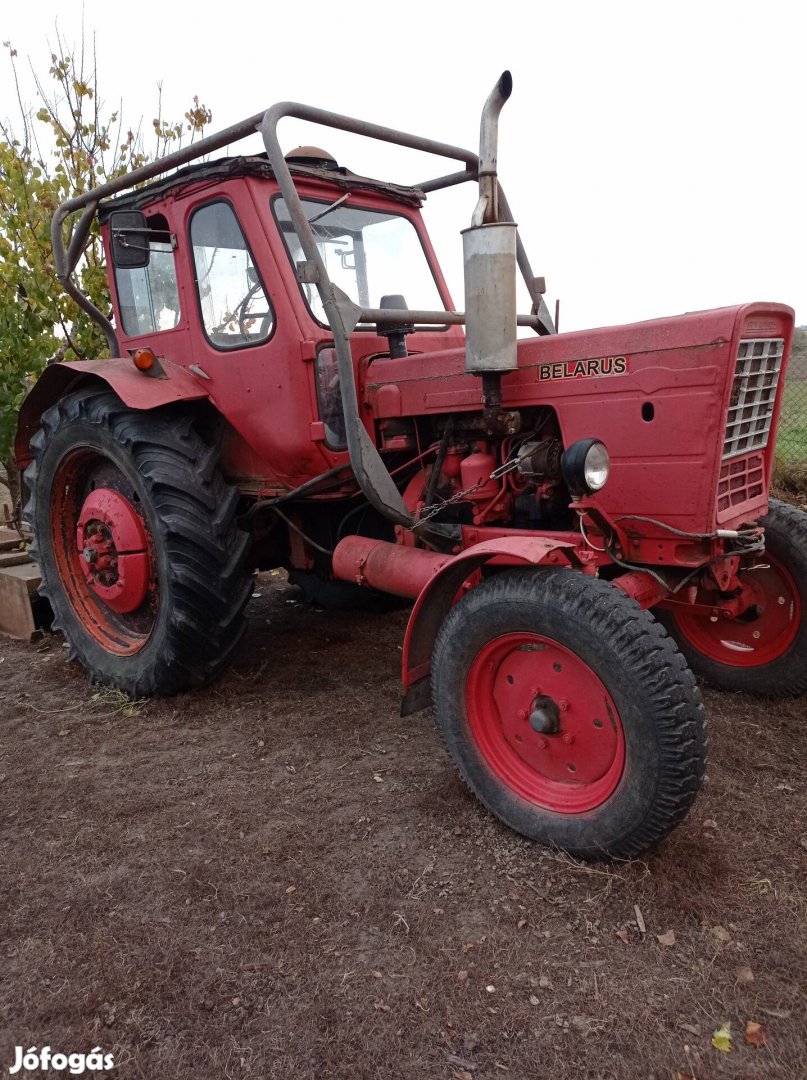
xmin=15 ymin=358 xmax=210 ymax=468
xmin=401 ymin=536 xmax=582 ymax=715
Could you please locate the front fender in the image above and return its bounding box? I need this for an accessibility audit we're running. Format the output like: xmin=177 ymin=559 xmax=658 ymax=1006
xmin=401 ymin=536 xmax=583 ymax=715
xmin=15 ymin=358 xmax=210 ymax=468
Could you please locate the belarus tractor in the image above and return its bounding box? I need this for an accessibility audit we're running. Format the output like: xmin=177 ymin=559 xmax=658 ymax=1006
xmin=16 ymin=73 xmax=807 ymax=859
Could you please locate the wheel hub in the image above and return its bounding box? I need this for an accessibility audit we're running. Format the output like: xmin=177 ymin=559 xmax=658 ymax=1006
xmin=528 ymin=695 xmax=560 ymax=734
xmin=467 ymin=633 xmax=625 ymax=813
xmin=673 ymin=556 xmax=800 ymax=666
xmin=75 ymin=488 xmax=150 ymax=613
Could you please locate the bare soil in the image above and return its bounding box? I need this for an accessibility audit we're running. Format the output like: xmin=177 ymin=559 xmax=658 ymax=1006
xmin=1 ymin=573 xmax=805 ymax=1079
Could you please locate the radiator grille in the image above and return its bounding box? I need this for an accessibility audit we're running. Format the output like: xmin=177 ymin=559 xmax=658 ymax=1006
xmin=722 ymin=338 xmax=783 ymax=460
xmin=717 ymin=453 xmax=765 ymax=515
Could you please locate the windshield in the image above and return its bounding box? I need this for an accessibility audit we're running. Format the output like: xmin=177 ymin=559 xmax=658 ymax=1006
xmin=273 ymin=196 xmax=446 ymax=326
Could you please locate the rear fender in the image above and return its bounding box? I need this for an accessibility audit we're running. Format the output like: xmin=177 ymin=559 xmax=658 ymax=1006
xmin=15 ymin=358 xmax=210 ymax=468
xmin=401 ymin=536 xmax=581 ymax=716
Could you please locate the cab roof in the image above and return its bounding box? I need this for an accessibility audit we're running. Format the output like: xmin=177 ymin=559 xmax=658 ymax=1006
xmin=97 ymin=153 xmax=426 ymax=222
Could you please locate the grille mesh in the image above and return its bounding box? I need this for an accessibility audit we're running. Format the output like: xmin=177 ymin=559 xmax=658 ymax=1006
xmin=723 ymin=338 xmax=783 ymax=460
xmin=717 ymin=453 xmax=765 ymax=515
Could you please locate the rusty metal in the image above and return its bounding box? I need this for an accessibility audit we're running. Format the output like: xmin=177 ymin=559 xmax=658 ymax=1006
xmin=359 ymin=307 xmax=541 ymax=330
xmin=475 ymin=70 xmax=512 ymax=226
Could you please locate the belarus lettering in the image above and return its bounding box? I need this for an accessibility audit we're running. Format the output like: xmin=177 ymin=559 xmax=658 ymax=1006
xmin=538 ymin=355 xmax=628 ymax=382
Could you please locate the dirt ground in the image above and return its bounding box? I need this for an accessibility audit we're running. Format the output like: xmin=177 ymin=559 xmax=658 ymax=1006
xmin=1 ymin=573 xmax=805 ymax=1080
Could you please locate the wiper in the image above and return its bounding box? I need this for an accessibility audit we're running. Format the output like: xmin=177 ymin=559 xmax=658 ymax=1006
xmin=306 ymin=193 xmax=350 ymax=224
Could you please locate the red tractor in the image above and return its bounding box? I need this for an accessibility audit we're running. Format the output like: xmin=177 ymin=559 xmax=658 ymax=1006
xmin=16 ymin=74 xmax=807 ymax=859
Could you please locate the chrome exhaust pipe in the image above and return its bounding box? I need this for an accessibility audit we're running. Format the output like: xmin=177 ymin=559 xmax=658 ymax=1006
xmin=474 ymin=70 xmax=513 ymax=226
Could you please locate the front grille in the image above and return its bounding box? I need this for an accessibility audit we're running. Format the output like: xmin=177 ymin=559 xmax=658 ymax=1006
xmin=722 ymin=338 xmax=783 ymax=460
xmin=717 ymin=453 xmax=765 ymax=515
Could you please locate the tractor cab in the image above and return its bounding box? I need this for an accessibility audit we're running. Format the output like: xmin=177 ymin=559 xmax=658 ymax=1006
xmin=95 ymin=151 xmax=465 ymax=489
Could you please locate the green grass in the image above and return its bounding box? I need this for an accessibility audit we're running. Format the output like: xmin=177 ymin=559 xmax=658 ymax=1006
xmin=772 ymin=380 xmax=807 ymax=496
xmin=775 ymin=381 xmax=807 ymax=464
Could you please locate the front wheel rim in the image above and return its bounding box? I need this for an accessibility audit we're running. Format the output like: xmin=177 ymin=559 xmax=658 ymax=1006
xmin=465 ymin=633 xmax=625 ymax=814
xmin=672 ymin=555 xmax=801 ymax=667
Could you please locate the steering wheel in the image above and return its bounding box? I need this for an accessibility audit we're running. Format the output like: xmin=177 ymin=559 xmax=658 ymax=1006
xmin=236 ymin=281 xmax=273 ymax=339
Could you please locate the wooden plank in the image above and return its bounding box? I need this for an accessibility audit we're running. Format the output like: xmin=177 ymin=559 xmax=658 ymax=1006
xmin=0 ymin=550 xmax=31 ymax=569
xmin=0 ymin=528 xmax=26 ymax=552
xmin=0 ymin=562 xmax=41 ymax=640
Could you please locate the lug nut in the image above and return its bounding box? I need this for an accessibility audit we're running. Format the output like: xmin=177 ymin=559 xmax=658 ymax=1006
xmin=562 ymin=732 xmax=574 ymax=745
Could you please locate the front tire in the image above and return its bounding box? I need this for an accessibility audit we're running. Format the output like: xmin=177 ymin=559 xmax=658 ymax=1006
xmin=24 ymin=389 xmax=252 ymax=697
xmin=431 ymin=569 xmax=707 ymax=860
xmin=658 ymin=500 xmax=807 ymax=695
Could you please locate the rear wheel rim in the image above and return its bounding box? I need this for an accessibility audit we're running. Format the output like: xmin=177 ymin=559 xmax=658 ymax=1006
xmin=465 ymin=633 xmax=625 ymax=814
xmin=672 ymin=555 xmax=801 ymax=667
xmin=50 ymin=449 xmax=158 ymax=656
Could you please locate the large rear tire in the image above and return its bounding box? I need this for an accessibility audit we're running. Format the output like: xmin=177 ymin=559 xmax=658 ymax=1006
xmin=24 ymin=389 xmax=252 ymax=697
xmin=658 ymin=500 xmax=807 ymax=696
xmin=431 ymin=569 xmax=707 ymax=860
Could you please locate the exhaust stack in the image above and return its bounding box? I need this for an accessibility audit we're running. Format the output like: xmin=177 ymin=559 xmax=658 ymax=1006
xmin=462 ymin=71 xmax=518 ymax=381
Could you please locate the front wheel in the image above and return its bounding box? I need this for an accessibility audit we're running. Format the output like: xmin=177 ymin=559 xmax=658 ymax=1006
xmin=24 ymin=389 xmax=253 ymax=697
xmin=431 ymin=569 xmax=707 ymax=860
xmin=657 ymin=500 xmax=807 ymax=696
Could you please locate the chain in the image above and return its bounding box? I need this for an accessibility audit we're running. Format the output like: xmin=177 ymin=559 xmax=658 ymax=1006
xmin=409 ymin=448 xmax=529 ymax=531
xmin=411 ymin=481 xmax=483 ymax=529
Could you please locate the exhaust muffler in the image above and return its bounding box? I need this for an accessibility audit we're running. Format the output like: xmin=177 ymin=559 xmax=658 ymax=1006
xmin=463 ymin=72 xmax=518 ymax=382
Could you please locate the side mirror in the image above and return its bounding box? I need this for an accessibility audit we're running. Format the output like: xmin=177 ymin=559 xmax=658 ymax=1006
xmin=110 ymin=211 xmax=150 ymax=269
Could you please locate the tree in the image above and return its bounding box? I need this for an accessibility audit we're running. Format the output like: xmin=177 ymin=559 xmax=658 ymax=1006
xmin=0 ymin=31 xmax=212 ymax=518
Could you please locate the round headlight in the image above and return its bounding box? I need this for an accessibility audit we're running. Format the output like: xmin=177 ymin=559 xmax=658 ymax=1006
xmin=583 ymin=441 xmax=610 ymax=491
xmin=560 ymin=438 xmax=610 ymax=497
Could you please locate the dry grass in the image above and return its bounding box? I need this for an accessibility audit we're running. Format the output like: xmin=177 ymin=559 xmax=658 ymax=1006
xmin=772 ymin=458 xmax=807 ymax=502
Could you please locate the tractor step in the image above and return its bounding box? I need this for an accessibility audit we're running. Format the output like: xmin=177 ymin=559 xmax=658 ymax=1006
xmin=0 ymin=530 xmax=42 ymax=641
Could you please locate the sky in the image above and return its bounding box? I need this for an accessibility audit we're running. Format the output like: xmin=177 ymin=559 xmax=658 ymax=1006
xmin=1 ymin=0 xmax=805 ymax=332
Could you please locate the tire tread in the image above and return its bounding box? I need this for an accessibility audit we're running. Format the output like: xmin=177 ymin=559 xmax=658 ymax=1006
xmin=24 ymin=389 xmax=251 ymax=696
xmin=432 ymin=569 xmax=707 ymax=860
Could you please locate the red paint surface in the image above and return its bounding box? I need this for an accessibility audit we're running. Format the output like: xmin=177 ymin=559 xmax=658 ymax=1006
xmin=466 ymin=633 xmax=625 ymax=813
xmin=669 ymin=553 xmax=801 ymax=667
xmin=50 ymin=450 xmax=157 ymax=656
xmin=332 ymin=535 xmax=453 ymax=598
xmin=76 ymin=487 xmax=150 ymax=613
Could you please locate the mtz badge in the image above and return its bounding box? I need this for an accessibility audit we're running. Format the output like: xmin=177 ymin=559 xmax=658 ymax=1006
xmin=538 ymin=355 xmax=628 ymax=381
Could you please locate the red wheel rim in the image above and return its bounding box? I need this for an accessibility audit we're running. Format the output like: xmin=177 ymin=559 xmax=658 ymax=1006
xmin=50 ymin=449 xmax=158 ymax=656
xmin=672 ymin=555 xmax=801 ymax=667
xmin=466 ymin=633 xmax=625 ymax=814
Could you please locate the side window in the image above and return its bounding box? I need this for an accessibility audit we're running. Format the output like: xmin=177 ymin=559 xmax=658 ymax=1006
xmin=315 ymin=347 xmax=346 ymax=450
xmin=190 ymin=201 xmax=274 ymax=349
xmin=114 ymin=213 xmax=180 ymax=336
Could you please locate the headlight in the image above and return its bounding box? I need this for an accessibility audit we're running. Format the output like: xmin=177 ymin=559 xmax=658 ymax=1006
xmin=560 ymin=438 xmax=610 ymax=497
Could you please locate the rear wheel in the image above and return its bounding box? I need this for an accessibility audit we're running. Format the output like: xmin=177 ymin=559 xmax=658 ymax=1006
xmin=658 ymin=500 xmax=807 ymax=695
xmin=24 ymin=389 xmax=252 ymax=696
xmin=431 ymin=569 xmax=706 ymax=860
